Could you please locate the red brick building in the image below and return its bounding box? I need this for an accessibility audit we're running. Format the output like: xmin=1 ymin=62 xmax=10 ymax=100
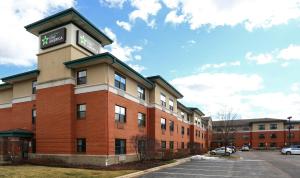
xmin=212 ymin=118 xmax=300 ymax=149
xmin=0 ymin=8 xmax=212 ymax=165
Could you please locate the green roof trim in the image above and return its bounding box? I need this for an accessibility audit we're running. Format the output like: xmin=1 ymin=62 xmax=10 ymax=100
xmin=177 ymin=101 xmax=193 ymax=114
xmin=189 ymin=107 xmax=205 ymax=116
xmin=1 ymin=70 xmax=39 ymax=82
xmin=64 ymin=52 xmax=153 ymax=88
xmin=147 ymin=75 xmax=183 ymax=98
xmin=25 ymin=8 xmax=113 ymax=46
xmin=0 ymin=129 xmax=33 ymax=138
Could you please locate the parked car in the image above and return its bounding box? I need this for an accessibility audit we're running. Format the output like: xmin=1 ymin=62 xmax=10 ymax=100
xmin=241 ymin=145 xmax=250 ymax=151
xmin=281 ymin=145 xmax=300 ymax=155
xmin=228 ymin=146 xmax=236 ymax=153
xmin=220 ymin=146 xmax=233 ymax=153
xmin=210 ymin=147 xmax=231 ymax=156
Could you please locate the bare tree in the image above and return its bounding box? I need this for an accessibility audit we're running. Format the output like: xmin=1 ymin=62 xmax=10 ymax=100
xmin=214 ymin=109 xmax=240 ymax=155
xmin=131 ymin=135 xmax=160 ymax=161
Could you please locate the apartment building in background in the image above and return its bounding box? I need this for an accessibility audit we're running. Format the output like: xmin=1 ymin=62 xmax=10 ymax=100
xmin=212 ymin=118 xmax=300 ymax=149
xmin=0 ymin=8 xmax=212 ymax=165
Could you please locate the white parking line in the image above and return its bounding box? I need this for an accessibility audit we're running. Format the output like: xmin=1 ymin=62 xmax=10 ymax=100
xmin=153 ymin=171 xmax=243 ymax=177
xmin=169 ymin=167 xmax=241 ymax=172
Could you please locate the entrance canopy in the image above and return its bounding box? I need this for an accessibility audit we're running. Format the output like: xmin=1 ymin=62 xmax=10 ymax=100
xmin=0 ymin=129 xmax=33 ymax=138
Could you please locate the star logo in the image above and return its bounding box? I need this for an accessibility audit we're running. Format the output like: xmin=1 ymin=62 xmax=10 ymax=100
xmin=80 ymin=35 xmax=87 ymax=45
xmin=42 ymin=36 xmax=49 ymax=46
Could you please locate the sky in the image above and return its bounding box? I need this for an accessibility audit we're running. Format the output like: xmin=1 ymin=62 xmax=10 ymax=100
xmin=1 ymin=0 xmax=300 ymax=120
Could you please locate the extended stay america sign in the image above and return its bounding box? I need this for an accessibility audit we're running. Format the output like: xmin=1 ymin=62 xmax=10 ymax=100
xmin=76 ymin=30 xmax=101 ymax=54
xmin=40 ymin=28 xmax=66 ymax=49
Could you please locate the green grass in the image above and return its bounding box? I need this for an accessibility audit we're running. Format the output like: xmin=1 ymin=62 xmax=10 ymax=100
xmin=0 ymin=165 xmax=137 ymax=178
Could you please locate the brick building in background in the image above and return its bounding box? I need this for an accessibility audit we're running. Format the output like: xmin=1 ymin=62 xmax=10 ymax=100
xmin=0 ymin=8 xmax=212 ymax=165
xmin=212 ymin=118 xmax=300 ymax=149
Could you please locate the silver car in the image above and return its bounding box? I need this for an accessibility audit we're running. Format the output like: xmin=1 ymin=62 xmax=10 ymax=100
xmin=210 ymin=147 xmax=231 ymax=156
xmin=281 ymin=145 xmax=300 ymax=155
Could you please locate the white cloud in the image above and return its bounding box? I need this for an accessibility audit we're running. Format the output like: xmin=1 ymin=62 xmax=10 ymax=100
xmin=246 ymin=52 xmax=274 ymax=65
xmin=281 ymin=62 xmax=289 ymax=67
xmin=134 ymin=55 xmax=142 ymax=60
xmin=200 ymin=61 xmax=240 ymax=71
xmin=129 ymin=0 xmax=162 ymax=28
xmin=0 ymin=80 xmax=3 ymax=84
xmin=187 ymin=40 xmax=196 ymax=44
xmin=116 ymin=20 xmax=132 ymax=31
xmin=162 ymin=0 xmax=300 ymax=31
xmin=291 ymin=83 xmax=300 ymax=92
xmin=103 ymin=27 xmax=143 ymax=62
xmin=277 ymin=44 xmax=300 ymax=61
xmin=171 ymin=72 xmax=300 ymax=119
xmin=128 ymin=64 xmax=146 ymax=72
xmin=100 ymin=0 xmax=127 ymax=8
xmin=0 ymin=0 xmax=75 ymax=66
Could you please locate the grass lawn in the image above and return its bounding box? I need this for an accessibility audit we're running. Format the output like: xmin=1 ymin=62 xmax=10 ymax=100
xmin=0 ymin=165 xmax=137 ymax=178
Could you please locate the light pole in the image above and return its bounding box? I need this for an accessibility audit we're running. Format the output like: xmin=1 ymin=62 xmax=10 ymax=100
xmin=287 ymin=116 xmax=292 ymax=147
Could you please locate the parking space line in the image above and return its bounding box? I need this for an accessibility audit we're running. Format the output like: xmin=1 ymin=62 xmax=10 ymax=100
xmin=169 ymin=167 xmax=241 ymax=172
xmin=152 ymin=171 xmax=242 ymax=177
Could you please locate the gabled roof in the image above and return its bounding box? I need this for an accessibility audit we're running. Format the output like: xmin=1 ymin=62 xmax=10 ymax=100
xmin=213 ymin=118 xmax=286 ymax=127
xmin=0 ymin=129 xmax=33 ymax=138
xmin=147 ymin=75 xmax=183 ymax=98
xmin=25 ymin=8 xmax=113 ymax=46
xmin=189 ymin=107 xmax=205 ymax=116
xmin=177 ymin=101 xmax=192 ymax=114
xmin=1 ymin=70 xmax=39 ymax=84
xmin=64 ymin=52 xmax=153 ymax=89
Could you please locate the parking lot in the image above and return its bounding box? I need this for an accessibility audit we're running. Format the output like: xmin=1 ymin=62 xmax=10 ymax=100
xmin=141 ymin=151 xmax=300 ymax=178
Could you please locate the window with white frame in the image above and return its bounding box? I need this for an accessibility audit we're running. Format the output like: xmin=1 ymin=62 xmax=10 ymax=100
xmin=137 ymin=85 xmax=145 ymax=100
xmin=115 ymin=105 xmax=126 ymax=123
xmin=160 ymin=93 xmax=166 ymax=107
xmin=169 ymin=99 xmax=174 ymax=111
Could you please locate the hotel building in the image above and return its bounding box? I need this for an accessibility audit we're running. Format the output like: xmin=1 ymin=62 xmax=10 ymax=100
xmin=0 ymin=8 xmax=212 ymax=165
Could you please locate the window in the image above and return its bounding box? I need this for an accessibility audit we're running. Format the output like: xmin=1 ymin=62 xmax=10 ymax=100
xmin=243 ymin=135 xmax=249 ymax=140
xmin=287 ymin=133 xmax=295 ymax=138
xmin=32 ymin=109 xmax=36 ymax=124
xmin=115 ymin=105 xmax=126 ymax=123
xmin=161 ymin=141 xmax=166 ymax=150
xmin=76 ymin=138 xmax=86 ymax=153
xmin=270 ymin=123 xmax=277 ymax=130
xmin=114 ymin=73 xmax=126 ymax=90
xmin=181 ymin=126 xmax=184 ymax=135
xmin=138 ymin=140 xmax=145 ymax=153
xmin=259 ymin=134 xmax=265 ymax=139
xmin=181 ymin=112 xmax=185 ymax=119
xmin=169 ymin=120 xmax=174 ymax=132
xmin=160 ymin=93 xmax=166 ymax=107
xmin=187 ymin=128 xmax=190 ymax=136
xmin=77 ymin=70 xmax=87 ymax=85
xmin=137 ymin=85 xmax=145 ymax=100
xmin=32 ymin=139 xmax=36 ymax=153
xmin=258 ymin=124 xmax=265 ymax=130
xmin=181 ymin=142 xmax=184 ymax=149
xmin=138 ymin=113 xmax=146 ymax=127
xmin=270 ymin=142 xmax=277 ymax=147
xmin=32 ymin=80 xmax=37 ymax=94
xmin=169 ymin=141 xmax=174 ymax=150
xmin=243 ymin=127 xmax=250 ymax=131
xmin=169 ymin=99 xmax=174 ymax=111
xmin=270 ymin=133 xmax=277 ymax=139
xmin=77 ymin=104 xmax=86 ymax=119
xmin=161 ymin=118 xmax=166 ymax=130
xmin=115 ymin=139 xmax=126 ymax=154
xmin=259 ymin=143 xmax=265 ymax=147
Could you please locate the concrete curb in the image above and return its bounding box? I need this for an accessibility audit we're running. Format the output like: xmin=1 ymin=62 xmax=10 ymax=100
xmin=116 ymin=157 xmax=192 ymax=178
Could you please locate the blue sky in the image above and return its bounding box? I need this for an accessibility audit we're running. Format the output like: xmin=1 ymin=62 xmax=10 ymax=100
xmin=1 ymin=0 xmax=300 ymax=119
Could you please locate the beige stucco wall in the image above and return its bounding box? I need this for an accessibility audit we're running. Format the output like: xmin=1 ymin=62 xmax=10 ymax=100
xmin=152 ymin=83 xmax=177 ymax=112
xmin=252 ymin=122 xmax=284 ymax=131
xmin=38 ymin=46 xmax=76 ymax=83
xmin=74 ymin=63 xmax=108 ymax=86
xmin=13 ymin=79 xmax=34 ymax=99
xmin=107 ymin=66 xmax=149 ymax=103
xmin=0 ymin=89 xmax=13 ymax=104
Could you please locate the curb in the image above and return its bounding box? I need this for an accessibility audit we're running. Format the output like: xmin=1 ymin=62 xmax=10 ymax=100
xmin=116 ymin=157 xmax=192 ymax=178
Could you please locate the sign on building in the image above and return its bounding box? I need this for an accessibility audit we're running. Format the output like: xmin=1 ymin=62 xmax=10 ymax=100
xmin=76 ymin=30 xmax=101 ymax=54
xmin=40 ymin=28 xmax=66 ymax=49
